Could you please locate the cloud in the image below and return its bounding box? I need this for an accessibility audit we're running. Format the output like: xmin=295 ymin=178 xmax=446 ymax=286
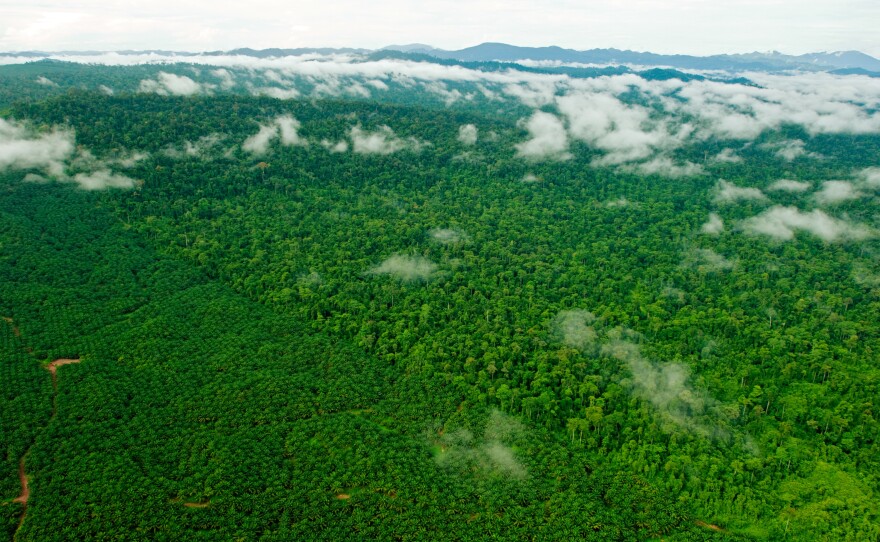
xmin=714 ymin=179 xmax=767 ymax=204
xmin=701 ymin=213 xmax=724 ymax=235
xmin=605 ymin=197 xmax=630 ymax=208
xmin=430 ymin=228 xmax=468 ymax=244
xmin=249 ymin=85 xmax=300 ymax=99
xmin=350 ymin=125 xmax=424 ymax=155
xmin=139 ymin=71 xmax=204 ymax=96
xmin=276 ymin=115 xmax=306 ymax=146
xmin=713 ymin=148 xmax=743 ymax=163
xmin=520 ymin=173 xmax=541 ymax=183
xmin=320 ymin=139 xmax=349 ymax=153
xmin=623 ymin=157 xmax=703 ymax=178
xmin=211 ymin=68 xmax=235 ymax=90
xmin=742 ymin=206 xmax=873 ymax=242
xmin=681 ymin=248 xmax=735 ymax=272
xmin=35 ymin=76 xmax=57 ymax=86
xmin=164 ymin=134 xmax=223 ymax=158
xmin=767 ymin=179 xmax=812 ymax=192
xmin=0 ymin=118 xmax=138 ymax=191
xmin=242 ymin=115 xmax=306 ymax=154
xmin=434 ymin=410 xmax=527 ymax=480
xmin=514 ymin=111 xmax=571 ymax=160
xmin=98 ymin=84 xmax=114 ymax=95
xmin=553 ymin=310 xmax=599 ymax=351
xmin=763 ymin=139 xmax=820 ymax=161
xmin=368 ymin=254 xmax=437 ymax=281
xmin=72 ymin=169 xmax=135 ymax=190
xmin=457 ymin=124 xmax=478 ymax=146
xmin=557 ymin=91 xmax=689 ymax=166
xmin=242 ymin=124 xmax=279 ymax=155
xmin=857 ymin=167 xmax=880 ymax=188
xmin=603 ymin=337 xmax=721 ymax=437
xmin=0 ymin=118 xmax=74 ymax=177
xmin=813 ymin=180 xmax=863 ymax=204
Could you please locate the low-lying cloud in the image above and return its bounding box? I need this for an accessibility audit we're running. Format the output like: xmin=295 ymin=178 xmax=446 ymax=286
xmin=350 ymin=125 xmax=424 ymax=155
xmin=0 ymin=118 xmax=135 ymax=190
xmin=714 ymin=179 xmax=767 ymax=204
xmin=514 ymin=111 xmax=570 ymax=160
xmin=242 ymin=115 xmax=306 ymax=155
xmin=813 ymin=180 xmax=863 ymax=205
xmin=767 ymin=179 xmax=812 ymax=192
xmin=701 ymin=213 xmax=724 ymax=235
xmin=742 ymin=206 xmax=873 ymax=242
xmin=139 ymin=72 xmax=204 ymax=96
xmin=368 ymin=254 xmax=437 ymax=281
xmin=457 ymin=124 xmax=478 ymax=146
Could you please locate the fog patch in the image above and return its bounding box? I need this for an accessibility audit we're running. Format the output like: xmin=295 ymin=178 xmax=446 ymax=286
xmin=98 ymin=85 xmax=114 ymax=95
xmin=139 ymin=72 xmax=204 ymax=96
xmin=430 ymin=228 xmax=468 ymax=244
xmin=458 ymin=124 xmax=478 ymax=146
xmin=714 ymin=148 xmax=743 ymax=163
xmin=242 ymin=115 xmax=306 ymax=155
xmin=350 ymin=125 xmax=425 ymax=155
xmin=553 ymin=310 xmax=598 ymax=351
xmin=35 ymin=76 xmax=57 ymax=87
xmin=72 ymin=169 xmax=135 ymax=190
xmin=211 ymin=68 xmax=235 ymax=90
xmin=857 ymin=167 xmax=880 ymax=189
xmin=514 ymin=111 xmax=571 ymax=160
xmin=767 ymin=179 xmax=812 ymax=193
xmin=368 ymin=254 xmax=437 ymax=282
xmin=763 ymin=139 xmax=820 ymax=161
xmin=624 ymin=157 xmax=703 ymax=178
xmin=714 ymin=179 xmax=767 ymax=204
xmin=0 ymin=118 xmax=74 ymax=177
xmin=742 ymin=206 xmax=873 ymax=242
xmin=320 ymin=139 xmax=349 ymax=153
xmin=701 ymin=213 xmax=725 ymax=235
xmin=681 ymin=248 xmax=735 ymax=273
xmin=813 ymin=180 xmax=863 ymax=205
xmin=165 ymin=134 xmax=224 ymax=158
xmin=434 ymin=410 xmax=527 ymax=480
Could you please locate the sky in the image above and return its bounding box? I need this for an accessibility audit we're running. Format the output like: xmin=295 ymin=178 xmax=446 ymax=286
xmin=1 ymin=1 xmax=878 ymax=57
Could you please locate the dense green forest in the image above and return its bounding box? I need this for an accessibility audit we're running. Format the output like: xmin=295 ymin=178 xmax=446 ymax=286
xmin=1 ymin=59 xmax=880 ymax=540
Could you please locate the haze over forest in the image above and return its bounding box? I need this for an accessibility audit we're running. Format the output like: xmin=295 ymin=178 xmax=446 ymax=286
xmin=2 ymin=10 xmax=880 ymax=541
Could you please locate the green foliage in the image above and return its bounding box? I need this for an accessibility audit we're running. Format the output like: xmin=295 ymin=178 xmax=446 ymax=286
xmin=1 ymin=70 xmax=879 ymax=540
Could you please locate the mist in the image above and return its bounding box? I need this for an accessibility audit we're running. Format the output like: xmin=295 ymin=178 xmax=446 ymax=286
xmin=742 ymin=206 xmax=873 ymax=242
xmin=368 ymin=254 xmax=438 ymax=282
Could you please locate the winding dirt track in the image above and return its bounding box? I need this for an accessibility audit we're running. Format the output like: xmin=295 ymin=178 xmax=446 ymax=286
xmin=13 ymin=457 xmax=28 ymax=504
xmin=12 ymin=358 xmax=81 ymax=539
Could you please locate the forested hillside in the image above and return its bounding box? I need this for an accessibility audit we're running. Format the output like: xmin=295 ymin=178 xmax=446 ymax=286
xmin=2 ymin=58 xmax=880 ymax=540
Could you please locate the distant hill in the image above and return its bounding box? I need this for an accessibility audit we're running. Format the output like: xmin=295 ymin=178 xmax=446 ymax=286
xmin=3 ymin=43 xmax=880 ymax=74
xmin=381 ymin=42 xmax=880 ymax=73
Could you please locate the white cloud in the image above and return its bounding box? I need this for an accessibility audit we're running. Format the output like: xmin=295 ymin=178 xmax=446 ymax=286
xmin=430 ymin=228 xmax=468 ymax=244
xmin=139 ymin=71 xmax=204 ymax=96
xmin=767 ymin=179 xmax=812 ymax=192
xmin=457 ymin=124 xmax=478 ymax=146
xmin=857 ymin=167 xmax=880 ymax=188
xmin=763 ymin=139 xmax=819 ymax=161
xmin=242 ymin=115 xmax=306 ymax=154
xmin=72 ymin=169 xmax=135 ymax=190
xmin=0 ymin=118 xmax=74 ymax=177
xmin=714 ymin=179 xmax=767 ymax=204
xmin=713 ymin=148 xmax=742 ymax=163
xmin=350 ymin=125 xmax=424 ymax=155
xmin=242 ymin=124 xmax=279 ymax=155
xmin=814 ymin=180 xmax=863 ymax=204
xmin=681 ymin=248 xmax=735 ymax=272
xmin=742 ymin=206 xmax=873 ymax=242
xmin=320 ymin=139 xmax=349 ymax=153
xmin=211 ymin=68 xmax=235 ymax=90
xmin=368 ymin=254 xmax=437 ymax=281
xmin=701 ymin=213 xmax=724 ymax=235
xmin=514 ymin=111 xmax=571 ymax=160
xmin=35 ymin=76 xmax=57 ymax=86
